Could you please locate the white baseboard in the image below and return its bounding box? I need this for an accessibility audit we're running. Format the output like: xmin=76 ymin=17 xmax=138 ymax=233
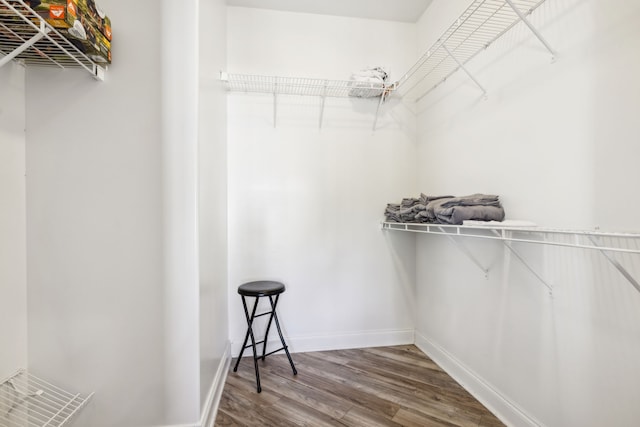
xmin=156 ymin=341 xmax=231 ymax=427
xmin=231 ymin=328 xmax=414 ymax=356
xmin=200 ymin=340 xmax=231 ymax=427
xmin=414 ymin=332 xmax=543 ymax=427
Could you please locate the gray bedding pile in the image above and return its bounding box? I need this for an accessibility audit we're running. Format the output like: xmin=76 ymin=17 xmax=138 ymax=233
xmin=385 ymin=193 xmax=505 ymax=225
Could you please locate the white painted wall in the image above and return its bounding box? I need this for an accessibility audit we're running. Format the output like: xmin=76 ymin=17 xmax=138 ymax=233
xmin=0 ymin=63 xmax=27 ymax=382
xmin=22 ymin=0 xmax=228 ymax=423
xmin=25 ymin=0 xmax=166 ymax=423
xmin=227 ymin=8 xmax=418 ymax=354
xmin=160 ymin=0 xmax=201 ymax=423
xmin=23 ymin=0 xmax=226 ymax=424
xmin=198 ymin=0 xmax=229 ymax=420
xmin=413 ymin=1 xmax=640 ymax=426
xmin=11 ymin=0 xmax=639 ymax=425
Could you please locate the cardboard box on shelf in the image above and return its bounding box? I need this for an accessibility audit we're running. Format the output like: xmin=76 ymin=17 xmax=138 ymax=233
xmin=77 ymin=0 xmax=111 ymax=40
xmin=100 ymin=14 xmax=111 ymax=40
xmin=28 ymin=0 xmax=78 ymax=29
xmin=28 ymin=0 xmax=111 ymax=40
xmin=66 ymin=19 xmax=111 ymax=64
xmin=27 ymin=0 xmax=111 ymax=63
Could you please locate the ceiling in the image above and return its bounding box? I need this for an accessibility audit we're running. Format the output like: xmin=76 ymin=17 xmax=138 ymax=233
xmin=226 ymin=0 xmax=434 ymax=23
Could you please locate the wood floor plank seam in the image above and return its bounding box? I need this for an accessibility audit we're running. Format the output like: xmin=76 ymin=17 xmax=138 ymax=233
xmin=215 ymin=345 xmax=505 ymax=427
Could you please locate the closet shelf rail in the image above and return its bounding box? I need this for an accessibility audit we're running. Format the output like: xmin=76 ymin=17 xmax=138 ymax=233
xmin=220 ymin=72 xmax=388 ymax=98
xmin=0 ymin=0 xmax=105 ymax=80
xmin=381 ymin=222 xmax=640 ymax=254
xmin=393 ymin=0 xmax=554 ymax=101
xmin=0 ymin=369 xmax=93 ymax=427
xmin=382 ymin=221 xmax=640 ymax=294
xmin=220 ymin=71 xmax=390 ymax=130
xmin=221 ymin=0 xmax=556 ymax=128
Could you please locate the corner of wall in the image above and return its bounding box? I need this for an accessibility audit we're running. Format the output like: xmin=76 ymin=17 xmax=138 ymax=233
xmin=0 ymin=62 xmax=27 ymax=381
xmin=414 ymin=332 xmax=544 ymax=427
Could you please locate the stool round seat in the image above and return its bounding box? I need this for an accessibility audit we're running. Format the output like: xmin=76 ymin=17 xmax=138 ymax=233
xmin=238 ymin=280 xmax=285 ymax=297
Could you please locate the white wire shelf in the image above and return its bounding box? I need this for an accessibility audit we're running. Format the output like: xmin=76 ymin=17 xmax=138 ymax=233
xmin=383 ymin=221 xmax=640 ymax=294
xmin=393 ymin=0 xmax=553 ymax=101
xmin=220 ymin=71 xmax=391 ymax=130
xmin=221 ymin=0 xmax=556 ymax=126
xmin=382 ymin=221 xmax=640 ymax=254
xmin=0 ymin=369 xmax=93 ymax=427
xmin=220 ymin=72 xmax=388 ymax=98
xmin=0 ymin=0 xmax=105 ymax=80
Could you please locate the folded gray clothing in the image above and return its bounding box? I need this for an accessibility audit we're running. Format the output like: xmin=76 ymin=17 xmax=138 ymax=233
xmin=414 ymin=211 xmax=434 ymax=223
xmin=421 ymin=194 xmax=454 ymax=204
xmin=387 ymin=193 xmax=504 ymax=224
xmin=400 ymin=208 xmax=418 ymax=222
xmin=435 ymin=204 xmax=505 ymax=225
xmin=401 ymin=197 xmax=420 ymax=208
xmin=439 ymin=194 xmax=500 ymax=208
xmin=385 ymin=200 xmax=428 ymax=223
xmin=385 ymin=203 xmax=401 ymax=222
xmin=425 ymin=197 xmax=453 ymax=221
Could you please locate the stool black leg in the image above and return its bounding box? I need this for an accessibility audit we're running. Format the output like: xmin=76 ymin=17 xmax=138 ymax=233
xmin=268 ymin=295 xmax=297 ymax=375
xmin=261 ymin=294 xmax=278 ymax=360
xmin=233 ymin=295 xmax=253 ymax=371
xmin=234 ymin=295 xmax=263 ymax=392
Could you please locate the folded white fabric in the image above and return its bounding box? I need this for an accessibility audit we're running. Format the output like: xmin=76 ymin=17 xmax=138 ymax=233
xmin=349 ymin=67 xmax=388 ymax=97
xmin=351 ymin=67 xmax=388 ymax=82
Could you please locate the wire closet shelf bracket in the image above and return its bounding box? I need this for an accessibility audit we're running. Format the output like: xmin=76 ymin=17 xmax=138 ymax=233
xmin=0 ymin=369 xmax=93 ymax=427
xmin=382 ymin=221 xmax=640 ymax=295
xmin=0 ymin=0 xmax=105 ymax=80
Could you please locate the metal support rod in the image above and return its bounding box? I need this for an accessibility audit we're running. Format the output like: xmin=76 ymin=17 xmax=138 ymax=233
xmin=372 ymin=90 xmax=386 ymax=131
xmin=319 ymin=82 xmax=327 ymax=129
xmin=505 ymin=0 xmax=556 ymax=59
xmin=588 ymin=236 xmax=640 ymax=295
xmin=442 ymin=43 xmax=487 ymax=97
xmin=0 ymin=21 xmax=48 ymax=69
xmin=439 ymin=227 xmax=489 ymax=277
xmin=493 ymin=230 xmax=553 ymax=293
xmin=273 ymin=88 xmax=277 ymax=128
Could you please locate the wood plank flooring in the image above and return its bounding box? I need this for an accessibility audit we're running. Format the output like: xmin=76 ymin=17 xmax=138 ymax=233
xmin=215 ymin=345 xmax=505 ymax=427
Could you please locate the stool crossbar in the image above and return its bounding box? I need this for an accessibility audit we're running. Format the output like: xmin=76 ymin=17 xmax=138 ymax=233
xmin=233 ymin=281 xmax=297 ymax=393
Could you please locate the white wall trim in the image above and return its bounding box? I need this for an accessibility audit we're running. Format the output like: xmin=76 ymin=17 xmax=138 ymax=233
xmin=155 ymin=341 xmax=231 ymax=427
xmin=231 ymin=328 xmax=414 ymax=356
xmin=414 ymin=332 xmax=544 ymax=427
xmin=200 ymin=341 xmax=232 ymax=427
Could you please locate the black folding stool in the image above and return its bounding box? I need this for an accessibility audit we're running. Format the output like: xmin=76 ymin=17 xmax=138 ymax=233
xmin=233 ymin=280 xmax=297 ymax=392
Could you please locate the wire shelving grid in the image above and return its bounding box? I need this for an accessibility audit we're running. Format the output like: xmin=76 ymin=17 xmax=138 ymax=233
xmin=393 ymin=0 xmax=552 ymax=100
xmin=0 ymin=370 xmax=93 ymax=427
xmin=0 ymin=0 xmax=104 ymax=79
